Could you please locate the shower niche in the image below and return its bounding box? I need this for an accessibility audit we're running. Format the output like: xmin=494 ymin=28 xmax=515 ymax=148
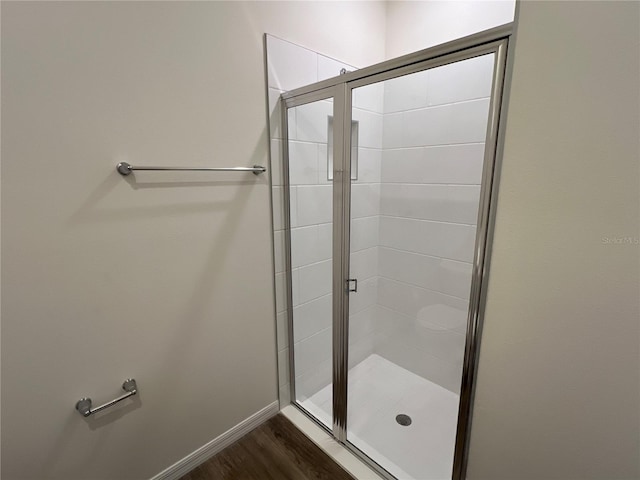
xmin=268 ymin=27 xmax=511 ymax=480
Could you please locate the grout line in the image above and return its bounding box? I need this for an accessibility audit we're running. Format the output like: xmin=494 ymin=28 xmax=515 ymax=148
xmin=377 ymin=182 xmax=481 ymax=186
xmin=378 ymin=245 xmax=472 ymax=266
xmin=377 ymin=244 xmax=473 ymax=265
xmin=374 ymin=304 xmax=467 ymax=336
xmin=379 ymin=182 xmax=480 ymax=187
xmin=379 ymin=214 xmax=477 ymax=227
xmin=377 ymin=274 xmax=470 ymax=303
xmin=382 ymin=96 xmax=490 ymax=115
xmin=380 ymin=141 xmax=485 ymax=150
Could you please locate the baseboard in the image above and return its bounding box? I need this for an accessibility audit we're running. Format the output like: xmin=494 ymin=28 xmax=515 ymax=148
xmin=150 ymin=400 xmax=280 ymax=480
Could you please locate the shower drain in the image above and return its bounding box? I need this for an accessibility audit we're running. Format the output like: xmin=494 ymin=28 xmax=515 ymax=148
xmin=395 ymin=414 xmax=412 ymax=426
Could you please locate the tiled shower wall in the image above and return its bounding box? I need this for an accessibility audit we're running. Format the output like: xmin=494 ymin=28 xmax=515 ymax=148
xmin=374 ymin=54 xmax=494 ymax=393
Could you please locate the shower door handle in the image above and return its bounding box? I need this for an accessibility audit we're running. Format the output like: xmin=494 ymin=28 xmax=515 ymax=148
xmin=347 ymin=278 xmax=358 ymax=293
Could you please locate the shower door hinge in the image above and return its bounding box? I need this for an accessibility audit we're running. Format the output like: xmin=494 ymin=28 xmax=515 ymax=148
xmin=346 ymin=278 xmax=358 ymax=293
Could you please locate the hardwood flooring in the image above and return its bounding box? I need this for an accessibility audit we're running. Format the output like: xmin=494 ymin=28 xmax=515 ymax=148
xmin=179 ymin=413 xmax=356 ymax=480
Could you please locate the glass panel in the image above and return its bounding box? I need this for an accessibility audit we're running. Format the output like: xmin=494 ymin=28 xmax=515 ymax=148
xmin=346 ymin=53 xmax=496 ymax=479
xmin=287 ymin=98 xmax=334 ymax=429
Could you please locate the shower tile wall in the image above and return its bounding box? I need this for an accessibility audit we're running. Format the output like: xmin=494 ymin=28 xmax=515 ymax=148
xmin=374 ymin=54 xmax=494 ymax=393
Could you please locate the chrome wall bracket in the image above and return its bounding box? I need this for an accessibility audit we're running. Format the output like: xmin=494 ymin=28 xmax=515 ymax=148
xmin=75 ymin=379 xmax=138 ymax=417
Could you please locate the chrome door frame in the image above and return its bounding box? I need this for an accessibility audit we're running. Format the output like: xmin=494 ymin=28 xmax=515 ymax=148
xmin=281 ymin=23 xmax=514 ymax=480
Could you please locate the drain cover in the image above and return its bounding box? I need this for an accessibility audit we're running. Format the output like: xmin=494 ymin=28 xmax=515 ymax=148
xmin=396 ymin=414 xmax=412 ymax=426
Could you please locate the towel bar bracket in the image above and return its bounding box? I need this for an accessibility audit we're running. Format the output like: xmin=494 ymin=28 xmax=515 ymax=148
xmin=75 ymin=378 xmax=138 ymax=417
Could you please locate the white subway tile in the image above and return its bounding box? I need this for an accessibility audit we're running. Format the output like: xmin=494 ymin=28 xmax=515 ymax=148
xmin=380 ymin=147 xmax=422 ymax=183
xmin=287 ymin=107 xmax=297 ymax=141
xmin=352 ymin=108 xmax=383 ymax=149
xmin=275 ymin=272 xmax=286 ymax=313
xmin=317 ymin=143 xmax=331 ymax=184
xmin=270 ymin=139 xmax=283 ymax=186
xmin=296 ymin=100 xmax=332 ymax=143
xmin=380 ymin=184 xmax=481 ymax=224
xmin=272 ymin=186 xmax=284 ymax=231
xmin=276 ymin=311 xmax=288 ymax=352
xmin=318 ymin=54 xmax=355 ymax=82
xmin=297 ymin=259 xmax=332 ymax=304
xmin=379 ymin=247 xmax=440 ymax=292
xmin=381 ymin=144 xmax=485 ymax=184
xmin=350 ymin=247 xmax=378 ymax=281
xmin=382 ymin=113 xmax=403 ymax=149
xmin=288 ymin=141 xmax=319 ymax=185
xmin=349 ymin=277 xmax=378 ymax=315
xmin=438 ymin=259 xmax=473 ymax=300
xmin=416 ymin=302 xmax=468 ymax=335
xmin=291 ymin=225 xmax=317 ymax=268
xmin=378 ymin=247 xmax=473 ymax=300
xmin=403 ymin=105 xmax=451 ymax=147
xmin=379 ymin=216 xmax=476 ymax=262
xmin=356 ymin=148 xmax=381 ymax=183
xmin=350 ymin=216 xmax=379 ymax=252
xmin=295 ymin=356 xmax=332 ymax=401
xmin=273 ymin=186 xmax=298 ymax=230
xmin=273 ymin=230 xmax=285 ymax=274
xmin=377 ymin=276 xmax=442 ymax=319
xmin=279 ymin=383 xmax=291 ymax=407
xmin=447 ymin=98 xmax=491 ymax=144
xmin=291 ymin=224 xmax=332 ymax=269
xmin=318 ymin=223 xmax=333 ymax=260
xmin=427 ymin=54 xmax=494 ymax=106
xmin=293 ymin=294 xmax=332 ymax=342
xmin=266 ymin=35 xmax=318 ymax=90
xmin=351 ymin=183 xmax=380 ymax=219
xmin=402 ymin=99 xmax=490 ymax=147
xmin=289 ymin=186 xmax=298 ymax=228
xmin=291 ymin=268 xmax=300 ymax=306
xmin=353 ymin=82 xmax=384 ymax=113
xmin=296 ymin=185 xmax=332 ymax=226
xmin=278 ymin=348 xmax=290 ymax=387
xmin=268 ymin=88 xmax=284 ymax=140
xmin=383 ymin=69 xmax=429 ymax=113
xmin=294 ymin=327 xmax=332 ymax=376
xmin=349 ymin=305 xmax=378 ymax=341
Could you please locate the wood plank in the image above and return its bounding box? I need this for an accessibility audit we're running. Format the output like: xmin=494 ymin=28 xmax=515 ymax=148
xmin=179 ymin=414 xmax=355 ymax=480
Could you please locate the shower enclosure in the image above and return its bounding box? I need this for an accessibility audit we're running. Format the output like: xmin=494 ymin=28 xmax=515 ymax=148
xmin=279 ymin=26 xmax=511 ymax=480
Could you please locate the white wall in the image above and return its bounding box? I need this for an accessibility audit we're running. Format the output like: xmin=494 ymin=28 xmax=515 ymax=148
xmin=467 ymin=1 xmax=640 ymax=479
xmin=0 ymin=2 xmax=386 ymax=479
xmin=385 ymin=0 xmax=515 ymax=58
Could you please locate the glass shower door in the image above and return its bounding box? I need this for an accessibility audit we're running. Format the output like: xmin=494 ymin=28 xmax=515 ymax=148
xmin=345 ymin=53 xmax=497 ymax=479
xmin=285 ymin=94 xmax=335 ymax=429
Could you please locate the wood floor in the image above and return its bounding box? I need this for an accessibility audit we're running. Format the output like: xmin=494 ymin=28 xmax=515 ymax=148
xmin=179 ymin=414 xmax=356 ymax=480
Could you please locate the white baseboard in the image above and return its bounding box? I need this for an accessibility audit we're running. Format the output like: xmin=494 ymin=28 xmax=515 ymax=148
xmin=150 ymin=401 xmax=280 ymax=480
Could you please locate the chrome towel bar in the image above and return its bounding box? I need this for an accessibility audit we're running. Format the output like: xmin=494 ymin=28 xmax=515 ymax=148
xmin=75 ymin=379 xmax=138 ymax=417
xmin=116 ymin=162 xmax=266 ymax=176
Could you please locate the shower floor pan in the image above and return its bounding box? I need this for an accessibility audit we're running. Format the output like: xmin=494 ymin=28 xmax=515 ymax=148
xmin=301 ymin=354 xmax=459 ymax=480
